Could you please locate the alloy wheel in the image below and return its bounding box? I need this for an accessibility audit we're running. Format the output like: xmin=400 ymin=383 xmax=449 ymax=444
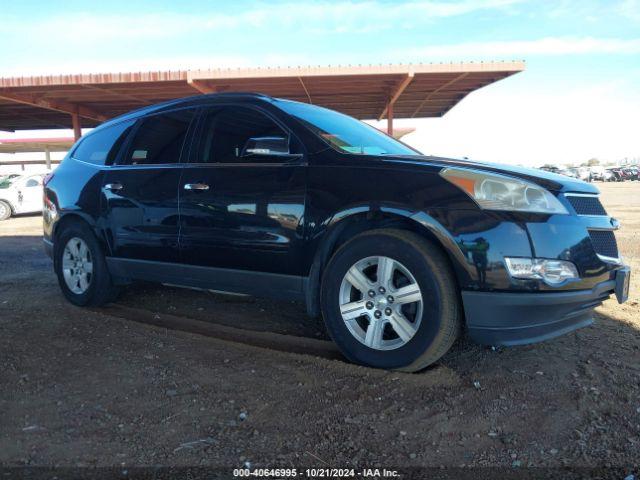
xmin=339 ymin=256 xmax=423 ymax=350
xmin=62 ymin=237 xmax=94 ymax=294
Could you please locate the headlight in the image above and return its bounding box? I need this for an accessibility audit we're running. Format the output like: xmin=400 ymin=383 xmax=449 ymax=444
xmin=440 ymin=168 xmax=568 ymax=214
xmin=505 ymin=257 xmax=579 ymax=285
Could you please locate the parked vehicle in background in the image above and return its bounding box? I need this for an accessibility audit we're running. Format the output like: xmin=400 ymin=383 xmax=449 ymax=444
xmin=42 ymin=93 xmax=631 ymax=371
xmin=623 ymin=167 xmax=639 ymax=181
xmin=539 ymin=165 xmax=561 ymax=174
xmin=589 ymin=166 xmax=606 ymax=182
xmin=577 ymin=167 xmax=592 ymax=182
xmin=562 ymin=168 xmax=580 ymax=179
xmin=0 ymin=173 xmax=46 ymax=220
xmin=606 ymin=168 xmax=625 ymax=182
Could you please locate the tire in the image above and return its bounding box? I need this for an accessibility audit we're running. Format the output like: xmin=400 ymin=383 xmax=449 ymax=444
xmin=0 ymin=200 xmax=11 ymax=221
xmin=54 ymin=221 xmax=120 ymax=306
xmin=320 ymin=229 xmax=461 ymax=372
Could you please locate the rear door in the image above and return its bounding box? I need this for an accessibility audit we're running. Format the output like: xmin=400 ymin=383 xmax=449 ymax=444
xmin=101 ymin=108 xmax=195 ymax=263
xmin=178 ymin=105 xmax=307 ymax=292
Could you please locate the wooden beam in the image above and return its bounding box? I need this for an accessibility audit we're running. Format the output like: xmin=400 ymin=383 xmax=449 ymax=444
xmin=411 ymin=72 xmax=469 ymax=118
xmin=45 ymin=147 xmax=51 ymax=170
xmin=187 ymin=79 xmax=217 ymax=94
xmin=378 ymin=72 xmax=414 ymax=121
xmin=387 ymin=101 xmax=393 ymax=136
xmin=0 ymin=90 xmax=108 ymax=122
xmin=72 ymin=113 xmax=81 ymax=141
xmin=298 ymin=77 xmax=312 ymax=104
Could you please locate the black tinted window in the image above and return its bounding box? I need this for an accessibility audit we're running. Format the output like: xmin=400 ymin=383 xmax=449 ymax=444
xmin=195 ymin=107 xmax=289 ymax=164
xmin=123 ymin=109 xmax=194 ymax=165
xmin=72 ymin=120 xmax=134 ymax=165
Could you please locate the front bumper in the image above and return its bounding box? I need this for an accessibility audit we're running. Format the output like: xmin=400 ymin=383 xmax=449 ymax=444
xmin=462 ymin=268 xmax=629 ymax=346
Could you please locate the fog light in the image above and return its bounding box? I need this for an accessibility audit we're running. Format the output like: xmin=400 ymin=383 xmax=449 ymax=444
xmin=505 ymin=257 xmax=579 ymax=285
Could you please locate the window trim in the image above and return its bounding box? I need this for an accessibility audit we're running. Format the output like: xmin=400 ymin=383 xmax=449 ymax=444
xmin=186 ymin=103 xmax=306 ymax=166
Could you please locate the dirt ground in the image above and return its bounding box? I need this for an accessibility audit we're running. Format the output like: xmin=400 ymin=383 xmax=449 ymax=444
xmin=0 ymin=182 xmax=638 ymax=476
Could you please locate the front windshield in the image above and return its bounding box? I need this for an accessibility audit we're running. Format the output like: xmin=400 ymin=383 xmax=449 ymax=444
xmin=0 ymin=175 xmax=20 ymax=189
xmin=276 ymin=100 xmax=420 ymax=156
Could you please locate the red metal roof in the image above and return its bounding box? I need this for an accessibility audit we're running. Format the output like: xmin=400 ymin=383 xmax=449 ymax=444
xmin=0 ymin=61 xmax=524 ymax=131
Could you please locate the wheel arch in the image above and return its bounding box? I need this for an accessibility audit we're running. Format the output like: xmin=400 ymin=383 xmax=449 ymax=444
xmin=0 ymin=197 xmax=15 ymax=213
xmin=52 ymin=212 xmax=110 ymax=260
xmin=305 ymin=206 xmax=470 ymax=317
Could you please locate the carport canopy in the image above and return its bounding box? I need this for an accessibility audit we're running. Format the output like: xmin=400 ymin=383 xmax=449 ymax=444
xmin=0 ymin=61 xmax=524 ymax=140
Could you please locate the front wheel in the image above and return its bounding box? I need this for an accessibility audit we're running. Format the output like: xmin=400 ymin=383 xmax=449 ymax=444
xmin=0 ymin=201 xmax=12 ymax=221
xmin=54 ymin=221 xmax=120 ymax=306
xmin=320 ymin=229 xmax=461 ymax=372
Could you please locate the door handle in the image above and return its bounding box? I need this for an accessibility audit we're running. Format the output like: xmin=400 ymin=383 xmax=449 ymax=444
xmin=184 ymin=183 xmax=210 ymax=191
xmin=104 ymin=183 xmax=123 ymax=191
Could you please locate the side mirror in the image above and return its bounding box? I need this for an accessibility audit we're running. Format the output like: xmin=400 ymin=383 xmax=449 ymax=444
xmin=242 ymin=136 xmax=289 ymax=157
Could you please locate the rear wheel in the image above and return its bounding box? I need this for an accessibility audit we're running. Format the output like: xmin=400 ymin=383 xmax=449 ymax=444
xmin=0 ymin=201 xmax=11 ymax=221
xmin=321 ymin=229 xmax=461 ymax=372
xmin=54 ymin=221 xmax=120 ymax=306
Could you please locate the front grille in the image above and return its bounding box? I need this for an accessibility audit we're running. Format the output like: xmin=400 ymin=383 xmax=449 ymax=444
xmin=589 ymin=230 xmax=619 ymax=258
xmin=566 ymin=195 xmax=607 ymax=216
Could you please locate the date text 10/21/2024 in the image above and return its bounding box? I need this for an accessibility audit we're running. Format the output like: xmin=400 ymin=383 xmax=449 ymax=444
xmin=233 ymin=468 xmax=400 ymax=477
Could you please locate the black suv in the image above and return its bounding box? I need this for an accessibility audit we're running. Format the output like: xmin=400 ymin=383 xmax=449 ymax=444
xmin=43 ymin=93 xmax=630 ymax=371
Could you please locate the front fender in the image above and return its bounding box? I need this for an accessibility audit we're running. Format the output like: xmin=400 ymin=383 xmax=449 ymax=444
xmin=304 ymin=203 xmax=480 ymax=317
xmin=310 ymin=203 xmax=535 ymax=299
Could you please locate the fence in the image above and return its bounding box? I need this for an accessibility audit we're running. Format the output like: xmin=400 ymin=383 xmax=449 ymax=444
xmin=0 ymin=159 xmax=61 ymax=171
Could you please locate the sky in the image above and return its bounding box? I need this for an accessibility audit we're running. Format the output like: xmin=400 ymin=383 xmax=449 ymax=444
xmin=1 ymin=0 xmax=639 ymax=167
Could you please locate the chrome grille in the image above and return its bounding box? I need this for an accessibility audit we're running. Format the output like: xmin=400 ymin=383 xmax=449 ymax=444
xmin=566 ymin=195 xmax=607 ymax=216
xmin=589 ymin=230 xmax=619 ymax=259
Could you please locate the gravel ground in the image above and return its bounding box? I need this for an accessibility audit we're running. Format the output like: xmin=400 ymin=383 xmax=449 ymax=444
xmin=0 ymin=183 xmax=638 ymax=476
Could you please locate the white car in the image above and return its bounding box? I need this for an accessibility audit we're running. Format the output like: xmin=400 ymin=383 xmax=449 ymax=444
xmin=0 ymin=173 xmax=46 ymax=220
xmin=577 ymin=167 xmax=592 ymax=182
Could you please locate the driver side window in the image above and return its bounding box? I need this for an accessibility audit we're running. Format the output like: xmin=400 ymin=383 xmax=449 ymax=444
xmin=195 ymin=106 xmax=290 ymax=164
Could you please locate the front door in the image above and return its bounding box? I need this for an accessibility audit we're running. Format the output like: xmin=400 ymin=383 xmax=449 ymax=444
xmin=17 ymin=174 xmax=44 ymax=213
xmin=179 ymin=105 xmax=307 ymax=294
xmin=101 ymin=108 xmax=195 ymax=263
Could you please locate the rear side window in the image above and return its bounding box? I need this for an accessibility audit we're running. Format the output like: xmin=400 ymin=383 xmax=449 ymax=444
xmin=25 ymin=177 xmax=43 ymax=187
xmin=72 ymin=120 xmax=135 ymax=165
xmin=122 ymin=109 xmax=194 ymax=165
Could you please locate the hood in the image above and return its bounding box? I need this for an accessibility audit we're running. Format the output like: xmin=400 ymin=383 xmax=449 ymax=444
xmin=386 ymin=155 xmax=599 ymax=194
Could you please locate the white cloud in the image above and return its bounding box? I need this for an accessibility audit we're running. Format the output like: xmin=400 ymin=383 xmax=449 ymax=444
xmin=617 ymin=0 xmax=640 ymax=22
xmin=3 ymin=0 xmax=523 ymax=42
xmin=405 ymin=37 xmax=640 ymax=58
